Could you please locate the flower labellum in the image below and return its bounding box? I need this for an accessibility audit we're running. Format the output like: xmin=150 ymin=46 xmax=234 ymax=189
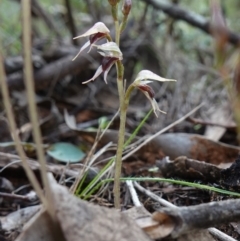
xmin=82 ymin=57 xmax=118 ymax=84
xmin=137 ymin=84 xmax=155 ymax=99
xmin=72 ymin=22 xmax=110 ymax=61
xmin=132 ymin=70 xmax=176 ymax=117
xmin=137 ymin=84 xmax=166 ymax=117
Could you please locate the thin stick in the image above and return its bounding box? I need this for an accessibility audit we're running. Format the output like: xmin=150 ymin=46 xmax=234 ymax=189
xmin=22 ymin=0 xmax=54 ymax=218
xmin=0 ymin=192 xmax=34 ymax=201
xmin=0 ymin=53 xmax=47 ymax=207
xmin=133 ymin=181 xmax=175 ymax=208
xmin=208 ymin=228 xmax=237 ymax=241
xmin=126 ymin=181 xmax=141 ymax=207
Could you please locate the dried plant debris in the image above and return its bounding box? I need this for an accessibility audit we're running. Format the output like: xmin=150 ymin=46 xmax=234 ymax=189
xmin=220 ymin=155 xmax=240 ymax=191
xmin=157 ymin=155 xmax=240 ymax=193
xmin=16 ymin=174 xmax=151 ymax=241
xmin=157 ymin=156 xmax=222 ymax=182
xmin=152 ymin=199 xmax=240 ymax=239
xmin=0 ymin=205 xmax=41 ymax=233
xmin=75 ymin=130 xmax=240 ymax=165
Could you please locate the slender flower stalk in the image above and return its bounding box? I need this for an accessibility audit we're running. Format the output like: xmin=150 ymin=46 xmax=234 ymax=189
xmin=108 ymin=1 xmax=128 ymax=209
xmin=114 ymin=60 xmax=125 ymax=209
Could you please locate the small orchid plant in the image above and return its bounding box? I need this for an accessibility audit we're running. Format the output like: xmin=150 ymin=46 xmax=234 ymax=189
xmin=72 ymin=0 xmax=176 ymax=209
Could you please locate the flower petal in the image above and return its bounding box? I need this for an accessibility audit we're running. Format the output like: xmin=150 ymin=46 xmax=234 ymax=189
xmin=138 ymin=84 xmax=155 ymax=98
xmin=145 ymin=93 xmax=166 ymax=117
xmin=134 ymin=70 xmax=176 ymax=85
xmin=139 ymin=88 xmax=166 ymax=117
xmin=73 ymin=22 xmax=110 ymax=39
xmin=82 ymin=65 xmax=103 ymax=84
xmin=102 ymin=57 xmax=118 ymax=71
xmin=89 ymin=32 xmax=107 ymax=44
xmin=103 ymin=61 xmax=117 ymax=84
xmin=97 ymin=42 xmax=123 ymax=59
xmin=72 ymin=41 xmax=90 ymax=61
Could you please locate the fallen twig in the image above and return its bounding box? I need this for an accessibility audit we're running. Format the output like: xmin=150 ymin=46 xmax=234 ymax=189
xmin=153 ymin=199 xmax=240 ymax=238
xmin=6 ymin=50 xmax=99 ymax=90
xmin=126 ymin=181 xmax=141 ymax=207
xmin=134 ymin=181 xmax=236 ymax=241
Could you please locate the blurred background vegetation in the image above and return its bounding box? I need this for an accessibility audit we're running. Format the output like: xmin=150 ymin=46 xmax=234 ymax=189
xmin=1 ymin=0 xmax=240 ymax=138
xmin=2 ymin=0 xmax=240 ymax=56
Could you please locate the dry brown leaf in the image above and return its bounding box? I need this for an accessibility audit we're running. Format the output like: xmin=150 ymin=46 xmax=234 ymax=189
xmin=124 ymin=206 xmax=174 ymax=239
xmin=16 ymin=174 xmax=152 ymax=241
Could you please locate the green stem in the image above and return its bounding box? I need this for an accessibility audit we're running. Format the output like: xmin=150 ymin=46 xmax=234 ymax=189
xmin=111 ymin=4 xmax=120 ymax=45
xmin=114 ymin=60 xmax=126 ymax=209
xmin=120 ymin=16 xmax=128 ymax=33
xmin=110 ymin=2 xmax=131 ymax=209
xmin=110 ymin=2 xmax=126 ymax=209
xmin=113 ymin=81 xmax=137 ymax=209
xmin=115 ymin=20 xmax=120 ymax=46
xmin=111 ymin=5 xmax=118 ymax=21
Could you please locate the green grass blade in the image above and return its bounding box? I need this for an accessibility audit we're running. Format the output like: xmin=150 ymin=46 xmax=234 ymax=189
xmin=86 ymin=177 xmax=240 ymax=199
xmin=76 ymin=110 xmax=152 ymax=198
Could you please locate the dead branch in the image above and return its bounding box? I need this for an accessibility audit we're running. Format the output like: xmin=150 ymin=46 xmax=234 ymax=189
xmin=4 ymin=55 xmax=45 ymax=74
xmin=6 ymin=50 xmax=99 ymax=91
xmin=156 ymin=156 xmax=222 ymax=182
xmin=0 ymin=151 xmax=77 ymax=178
xmin=153 ymin=199 xmax=240 ymax=238
xmin=134 ymin=181 xmax=236 ymax=240
xmin=142 ymin=0 xmax=240 ymax=45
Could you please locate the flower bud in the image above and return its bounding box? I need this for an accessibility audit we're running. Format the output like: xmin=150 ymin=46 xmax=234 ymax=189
xmin=108 ymin=0 xmax=120 ymax=6
xmin=122 ymin=0 xmax=132 ymax=16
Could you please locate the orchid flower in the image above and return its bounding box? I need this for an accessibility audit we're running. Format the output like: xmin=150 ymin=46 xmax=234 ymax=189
xmin=72 ymin=22 xmax=110 ymax=61
xmin=82 ymin=42 xmax=123 ymax=84
xmin=132 ymin=70 xmax=176 ymax=117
